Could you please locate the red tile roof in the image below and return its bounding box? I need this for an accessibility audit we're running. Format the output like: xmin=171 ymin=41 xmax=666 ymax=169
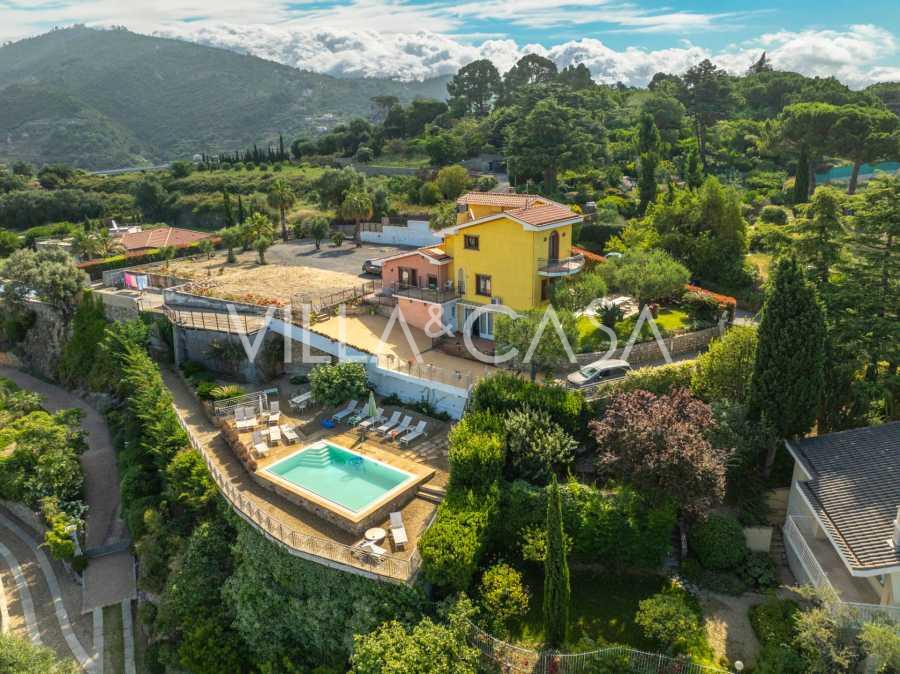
xmin=419 ymin=246 xmax=451 ymax=262
xmin=457 ymin=192 xmax=548 ymax=208
xmin=571 ymin=246 xmax=605 ymax=263
xmin=119 ymin=227 xmax=211 ymax=251
xmin=507 ymin=202 xmax=578 ymax=227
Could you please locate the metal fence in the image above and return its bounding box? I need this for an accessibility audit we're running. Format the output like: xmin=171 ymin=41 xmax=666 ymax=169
xmin=163 ymin=306 xmax=266 ymax=334
xmin=292 ymin=280 xmax=382 ymax=315
xmin=374 ymin=354 xmax=475 ymax=390
xmin=172 ymin=403 xmax=420 ymax=583
xmin=211 ymin=390 xmax=270 ymax=418
xmin=465 ymin=620 xmax=733 ymax=674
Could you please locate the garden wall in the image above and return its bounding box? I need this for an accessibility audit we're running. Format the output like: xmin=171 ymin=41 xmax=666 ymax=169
xmin=360 ymin=219 xmax=440 ymax=247
xmin=575 ymin=325 xmax=724 ymax=367
xmin=11 ymin=300 xmax=70 ymax=380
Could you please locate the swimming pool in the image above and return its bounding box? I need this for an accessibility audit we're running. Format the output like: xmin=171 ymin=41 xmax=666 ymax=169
xmin=264 ymin=442 xmax=414 ymax=513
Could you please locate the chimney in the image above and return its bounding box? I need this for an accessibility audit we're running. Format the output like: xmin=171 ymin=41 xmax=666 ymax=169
xmin=893 ymin=507 xmax=900 ymax=549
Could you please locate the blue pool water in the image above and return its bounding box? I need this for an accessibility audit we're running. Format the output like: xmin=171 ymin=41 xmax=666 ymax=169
xmin=265 ymin=443 xmax=412 ymax=512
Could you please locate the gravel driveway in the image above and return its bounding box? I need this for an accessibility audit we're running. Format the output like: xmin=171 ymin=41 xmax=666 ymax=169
xmin=265 ymin=240 xmax=415 ymax=277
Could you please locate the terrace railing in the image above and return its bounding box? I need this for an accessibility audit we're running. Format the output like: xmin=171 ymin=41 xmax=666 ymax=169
xmin=211 ymin=390 xmax=270 ymax=418
xmin=172 ymin=403 xmax=422 ymax=583
xmin=374 ymin=354 xmax=476 ymax=390
xmin=389 ymin=282 xmax=460 ymax=304
xmin=784 ymin=516 xmax=899 ymax=624
xmin=292 ymin=280 xmax=382 ymax=315
xmin=537 ymin=254 xmax=585 ymax=276
xmin=465 ymin=619 xmax=734 ymax=674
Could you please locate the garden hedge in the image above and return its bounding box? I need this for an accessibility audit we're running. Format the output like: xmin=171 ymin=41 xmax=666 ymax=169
xmin=688 ymin=513 xmax=747 ymax=571
xmin=447 ymin=420 xmax=505 ymax=490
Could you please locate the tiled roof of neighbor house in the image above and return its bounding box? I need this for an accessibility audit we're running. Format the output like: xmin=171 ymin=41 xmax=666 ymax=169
xmin=788 ymin=422 xmax=900 ymax=571
xmin=456 ymin=192 xmax=548 ymax=208
xmin=505 ymin=202 xmax=578 ymax=227
xmin=419 ymin=246 xmax=452 ymax=262
xmin=119 ymin=227 xmax=211 ymax=251
xmin=571 ymin=246 xmax=605 ymax=263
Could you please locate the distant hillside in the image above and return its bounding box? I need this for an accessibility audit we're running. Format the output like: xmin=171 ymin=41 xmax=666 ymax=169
xmin=0 ymin=27 xmax=449 ymax=170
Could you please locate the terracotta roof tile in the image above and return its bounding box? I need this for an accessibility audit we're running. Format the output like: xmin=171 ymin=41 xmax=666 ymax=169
xmin=119 ymin=227 xmax=211 ymax=251
xmin=506 ymin=202 xmax=578 ymax=227
xmin=456 ymin=192 xmax=548 ymax=208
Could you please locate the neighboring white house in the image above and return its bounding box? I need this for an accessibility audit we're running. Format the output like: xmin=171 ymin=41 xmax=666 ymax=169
xmin=784 ymin=422 xmax=900 ymax=619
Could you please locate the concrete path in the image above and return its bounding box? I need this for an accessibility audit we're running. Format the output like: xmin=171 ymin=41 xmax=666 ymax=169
xmin=0 ymin=541 xmax=39 ymax=642
xmin=0 ymin=366 xmax=136 ymax=613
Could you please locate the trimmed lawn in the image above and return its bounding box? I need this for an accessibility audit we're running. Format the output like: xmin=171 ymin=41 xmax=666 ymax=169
xmin=368 ymin=154 xmax=430 ymax=169
xmin=103 ymin=603 xmax=125 ymax=674
xmin=513 ymin=568 xmax=667 ymax=650
xmin=747 ymin=253 xmax=772 ymax=282
xmin=577 ymin=308 xmax=692 ymax=353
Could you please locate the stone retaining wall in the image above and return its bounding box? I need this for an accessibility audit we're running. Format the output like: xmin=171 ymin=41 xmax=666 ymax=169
xmin=575 ymin=325 xmax=723 ymax=367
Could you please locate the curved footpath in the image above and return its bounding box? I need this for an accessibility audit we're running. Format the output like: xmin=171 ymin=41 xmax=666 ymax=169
xmin=0 ymin=365 xmax=137 ymax=672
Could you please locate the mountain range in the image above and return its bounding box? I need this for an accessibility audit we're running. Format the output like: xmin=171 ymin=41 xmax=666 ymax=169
xmin=0 ymin=27 xmax=449 ymax=170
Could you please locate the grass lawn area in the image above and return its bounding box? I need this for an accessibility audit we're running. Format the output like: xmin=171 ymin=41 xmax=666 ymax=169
xmin=577 ymin=307 xmax=692 ymax=353
xmin=368 ymin=153 xmax=430 ymax=169
xmin=103 ymin=603 xmax=125 ymax=674
xmin=513 ymin=568 xmax=667 ymax=650
xmin=511 ymin=568 xmax=721 ymax=668
xmin=747 ymin=252 xmax=772 ymax=282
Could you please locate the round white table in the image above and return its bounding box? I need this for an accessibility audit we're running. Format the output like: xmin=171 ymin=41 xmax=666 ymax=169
xmin=364 ymin=527 xmax=386 ymax=543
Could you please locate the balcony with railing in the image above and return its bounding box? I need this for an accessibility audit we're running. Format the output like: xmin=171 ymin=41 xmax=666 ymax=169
xmin=389 ymin=282 xmax=461 ymax=304
xmin=783 ymin=515 xmax=899 ymax=623
xmin=537 ymin=253 xmax=585 ymax=277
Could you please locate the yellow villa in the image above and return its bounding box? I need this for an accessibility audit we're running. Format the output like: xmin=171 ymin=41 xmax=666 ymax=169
xmin=380 ymin=192 xmax=585 ymax=340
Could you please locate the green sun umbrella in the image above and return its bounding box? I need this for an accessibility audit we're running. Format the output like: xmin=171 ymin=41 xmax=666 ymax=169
xmin=366 ymin=391 xmax=377 ymax=419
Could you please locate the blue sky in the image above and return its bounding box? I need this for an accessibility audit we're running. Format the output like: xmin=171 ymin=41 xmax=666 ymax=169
xmin=2 ymin=0 xmax=899 ymax=86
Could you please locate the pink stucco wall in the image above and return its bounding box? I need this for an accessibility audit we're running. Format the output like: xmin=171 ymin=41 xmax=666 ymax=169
xmin=397 ymin=297 xmax=446 ymax=333
xmin=382 ymin=253 xmax=449 ymax=289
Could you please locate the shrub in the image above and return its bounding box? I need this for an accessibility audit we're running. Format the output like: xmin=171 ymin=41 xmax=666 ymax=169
xmin=739 ymin=551 xmax=777 ymax=590
xmin=209 ymin=384 xmax=245 ymax=401
xmin=635 ymin=584 xmax=705 ymax=655
xmin=308 ymin=362 xmax=368 ymax=406
xmin=355 ymin=146 xmax=374 ymax=163
xmin=419 ymin=484 xmax=499 ymax=592
xmin=689 ymin=513 xmax=747 ymax=571
xmin=330 ymin=231 xmax=344 ymax=246
xmin=503 ymin=406 xmax=577 ymax=484
xmin=749 ymin=223 xmax=792 ymax=253
xmin=681 ymin=290 xmax=721 ymax=324
xmin=478 ymin=563 xmax=530 ymax=636
xmin=680 ymin=558 xmax=748 ymax=596
xmin=418 ymin=181 xmax=442 ymax=205
xmin=468 ymin=371 xmax=588 ymax=440
xmin=605 ymin=361 xmax=694 ymax=397
xmin=759 ymin=205 xmax=788 ymax=225
xmin=476 ymin=175 xmax=498 ymax=192
xmin=448 ymin=413 xmax=505 ymax=489
xmin=750 ymin=596 xmax=799 ymax=646
xmin=179 ymin=360 xmax=208 ymax=379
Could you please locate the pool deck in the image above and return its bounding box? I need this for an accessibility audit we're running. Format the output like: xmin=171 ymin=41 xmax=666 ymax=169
xmin=163 ymin=366 xmax=449 ymax=583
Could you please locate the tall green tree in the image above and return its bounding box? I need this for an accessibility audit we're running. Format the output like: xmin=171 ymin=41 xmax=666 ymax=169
xmin=794 ymin=144 xmax=811 ymax=204
xmin=638 ymin=112 xmax=661 ymax=213
xmin=267 ymin=177 xmax=296 ymax=242
xmin=829 ymin=105 xmax=900 ymax=194
xmin=683 ymin=146 xmax=703 ymax=189
xmin=543 ymin=477 xmax=570 ymax=649
xmin=447 ymin=59 xmax=502 ymax=116
xmin=502 ymin=54 xmax=558 ymax=102
xmin=749 ymin=256 xmax=826 ymax=451
xmin=794 ymin=187 xmax=844 ymax=284
xmin=340 ymin=188 xmax=374 ymax=247
xmin=681 ymin=59 xmax=735 ymax=167
xmin=505 ymin=98 xmax=597 ymax=191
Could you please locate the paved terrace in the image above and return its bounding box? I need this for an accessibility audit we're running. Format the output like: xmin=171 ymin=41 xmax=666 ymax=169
xmin=163 ymin=367 xmax=448 ymax=583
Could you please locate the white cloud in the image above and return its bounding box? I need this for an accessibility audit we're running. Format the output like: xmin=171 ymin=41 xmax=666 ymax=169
xmin=155 ymin=23 xmax=900 ymax=89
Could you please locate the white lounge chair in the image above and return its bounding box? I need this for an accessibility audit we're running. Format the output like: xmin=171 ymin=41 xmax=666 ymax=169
xmin=358 ymin=408 xmax=384 ymax=430
xmin=387 ymin=415 xmax=413 ymax=440
xmin=389 ymin=511 xmax=408 ymax=550
xmin=398 ymin=420 xmax=427 ymax=446
xmin=235 ymin=407 xmax=257 ymax=431
xmin=374 ymin=411 xmax=401 ymax=435
xmin=267 ymin=401 xmax=281 ymax=425
xmin=289 ymin=392 xmax=312 ymax=412
xmin=251 ymin=430 xmax=268 ymax=457
xmin=268 ymin=425 xmax=282 ymax=445
xmin=281 ymin=425 xmax=299 ymax=444
xmin=332 ymin=400 xmax=359 ymax=423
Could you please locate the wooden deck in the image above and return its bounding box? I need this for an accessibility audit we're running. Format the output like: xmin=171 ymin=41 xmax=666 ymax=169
xmin=163 ymin=368 xmax=448 ymax=583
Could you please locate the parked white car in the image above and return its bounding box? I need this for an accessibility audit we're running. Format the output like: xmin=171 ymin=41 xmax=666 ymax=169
xmin=566 ymin=359 xmax=632 ymax=389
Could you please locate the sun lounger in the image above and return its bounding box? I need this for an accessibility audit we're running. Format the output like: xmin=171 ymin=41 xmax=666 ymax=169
xmin=235 ymin=407 xmax=257 ymax=431
xmin=374 ymin=411 xmax=401 ymax=435
xmin=389 ymin=511 xmax=408 ymax=550
xmin=280 ymin=425 xmax=299 ymax=444
xmin=358 ymin=408 xmax=385 ymax=431
xmin=387 ymin=415 xmax=412 ymax=440
xmin=397 ymin=420 xmax=427 ymax=446
xmin=332 ymin=400 xmax=359 ymax=423
xmin=267 ymin=425 xmax=281 ymax=445
xmin=251 ymin=430 xmax=269 ymax=457
xmin=267 ymin=401 xmax=281 ymax=425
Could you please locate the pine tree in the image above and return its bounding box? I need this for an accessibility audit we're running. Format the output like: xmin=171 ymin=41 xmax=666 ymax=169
xmin=794 ymin=144 xmax=810 ymax=204
xmin=638 ymin=152 xmax=658 ymax=214
xmin=749 ymin=256 xmax=825 ymax=460
xmin=543 ymin=477 xmax=570 ymax=649
xmin=794 ymin=187 xmax=843 ymax=284
xmin=684 ymin=147 xmax=703 ymax=189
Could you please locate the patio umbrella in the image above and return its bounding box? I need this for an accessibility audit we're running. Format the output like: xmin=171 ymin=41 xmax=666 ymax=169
xmin=365 ymin=391 xmax=377 ymax=419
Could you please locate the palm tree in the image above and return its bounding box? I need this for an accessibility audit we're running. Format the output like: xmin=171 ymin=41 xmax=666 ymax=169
xmin=220 ymin=227 xmax=241 ymax=263
xmin=254 ymin=236 xmax=272 ymax=265
xmin=267 ymin=178 xmax=296 ymax=242
xmin=339 ymin=188 xmax=373 ymax=247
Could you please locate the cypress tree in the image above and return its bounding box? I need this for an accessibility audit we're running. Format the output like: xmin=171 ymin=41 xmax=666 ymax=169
xmin=543 ymin=477 xmax=570 ymax=649
xmin=279 ymin=133 xmax=286 ymax=161
xmin=749 ymin=255 xmax=825 ymax=467
xmin=222 ymin=190 xmax=235 ymax=227
xmin=237 ymin=194 xmax=246 ymax=224
xmin=794 ymin=144 xmax=810 ymax=204
xmin=684 ymin=147 xmax=703 ymax=189
xmin=638 ymin=152 xmax=658 ymax=214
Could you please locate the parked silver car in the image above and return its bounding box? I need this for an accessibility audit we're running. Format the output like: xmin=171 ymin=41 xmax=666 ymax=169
xmin=362 ymin=258 xmax=385 ymax=275
xmin=566 ymin=359 xmax=631 ymax=388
